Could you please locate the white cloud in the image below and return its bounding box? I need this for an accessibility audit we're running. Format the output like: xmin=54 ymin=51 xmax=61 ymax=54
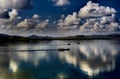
xmin=15 ymin=15 xmax=49 ymax=30
xmin=79 ymin=14 xmax=119 ymax=32
xmin=0 ymin=0 xmax=32 ymax=9
xmin=78 ymin=1 xmax=116 ymax=18
xmin=9 ymin=9 xmax=18 ymax=20
xmin=58 ymin=12 xmax=81 ymax=29
xmin=0 ymin=18 xmax=9 ymax=26
xmin=0 ymin=1 xmax=119 ymax=36
xmin=78 ymin=1 xmax=119 ymax=32
xmin=0 ymin=14 xmax=49 ymax=36
xmin=32 ymin=14 xmax=40 ymax=19
xmin=57 ymin=1 xmax=120 ymax=33
xmin=36 ymin=19 xmax=49 ymax=29
xmin=16 ymin=19 xmax=30 ymax=29
xmin=51 ymin=0 xmax=70 ymax=6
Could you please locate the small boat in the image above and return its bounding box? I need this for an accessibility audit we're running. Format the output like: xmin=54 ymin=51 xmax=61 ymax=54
xmin=58 ymin=48 xmax=70 ymax=51
xmin=68 ymin=43 xmax=71 ymax=45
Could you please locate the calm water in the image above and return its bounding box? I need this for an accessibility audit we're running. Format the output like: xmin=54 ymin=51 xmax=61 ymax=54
xmin=0 ymin=40 xmax=120 ymax=79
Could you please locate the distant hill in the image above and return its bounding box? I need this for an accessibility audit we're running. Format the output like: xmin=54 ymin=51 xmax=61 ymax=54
xmin=0 ymin=33 xmax=120 ymax=42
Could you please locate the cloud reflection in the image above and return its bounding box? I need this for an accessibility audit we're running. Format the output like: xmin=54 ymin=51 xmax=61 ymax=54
xmin=0 ymin=40 xmax=119 ymax=78
xmin=79 ymin=40 xmax=118 ymax=76
xmin=59 ymin=40 xmax=119 ymax=76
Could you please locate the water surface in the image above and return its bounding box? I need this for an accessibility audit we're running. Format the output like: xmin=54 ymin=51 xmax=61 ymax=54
xmin=0 ymin=40 xmax=120 ymax=79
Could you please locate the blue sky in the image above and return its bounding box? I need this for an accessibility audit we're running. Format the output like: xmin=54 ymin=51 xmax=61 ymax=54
xmin=19 ymin=0 xmax=120 ymax=20
xmin=19 ymin=0 xmax=88 ymax=20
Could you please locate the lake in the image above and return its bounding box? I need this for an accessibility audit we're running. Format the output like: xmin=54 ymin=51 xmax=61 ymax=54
xmin=0 ymin=40 xmax=120 ymax=79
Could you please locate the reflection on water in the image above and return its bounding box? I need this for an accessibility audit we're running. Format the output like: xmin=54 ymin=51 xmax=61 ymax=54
xmin=0 ymin=40 xmax=120 ymax=79
xmin=78 ymin=41 xmax=117 ymax=76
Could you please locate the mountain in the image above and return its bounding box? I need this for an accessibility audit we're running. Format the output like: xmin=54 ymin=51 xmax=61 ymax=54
xmin=0 ymin=33 xmax=120 ymax=42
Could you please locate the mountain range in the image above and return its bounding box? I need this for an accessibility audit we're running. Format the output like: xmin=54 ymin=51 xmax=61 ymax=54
xmin=0 ymin=33 xmax=120 ymax=42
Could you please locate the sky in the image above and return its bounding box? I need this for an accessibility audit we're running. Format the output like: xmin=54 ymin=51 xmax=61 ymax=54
xmin=0 ymin=0 xmax=120 ymax=36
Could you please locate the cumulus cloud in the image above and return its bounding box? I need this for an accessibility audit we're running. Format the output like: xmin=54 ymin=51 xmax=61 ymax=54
xmin=0 ymin=0 xmax=32 ymax=23
xmin=0 ymin=0 xmax=32 ymax=9
xmin=16 ymin=15 xmax=49 ymax=30
xmin=51 ymin=0 xmax=70 ymax=6
xmin=36 ymin=19 xmax=49 ymax=29
xmin=9 ymin=9 xmax=18 ymax=20
xmin=57 ymin=1 xmax=120 ymax=34
xmin=78 ymin=1 xmax=116 ymax=18
xmin=0 ymin=13 xmax=50 ymax=36
xmin=78 ymin=1 xmax=119 ymax=32
xmin=79 ymin=13 xmax=119 ymax=32
xmin=0 ymin=1 xmax=119 ymax=36
xmin=58 ymin=12 xmax=81 ymax=29
xmin=32 ymin=14 xmax=40 ymax=19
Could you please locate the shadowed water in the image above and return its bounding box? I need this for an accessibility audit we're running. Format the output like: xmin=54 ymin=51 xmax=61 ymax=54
xmin=0 ymin=40 xmax=120 ymax=79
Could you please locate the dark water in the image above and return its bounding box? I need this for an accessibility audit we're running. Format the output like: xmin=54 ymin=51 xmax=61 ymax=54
xmin=0 ymin=40 xmax=120 ymax=79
